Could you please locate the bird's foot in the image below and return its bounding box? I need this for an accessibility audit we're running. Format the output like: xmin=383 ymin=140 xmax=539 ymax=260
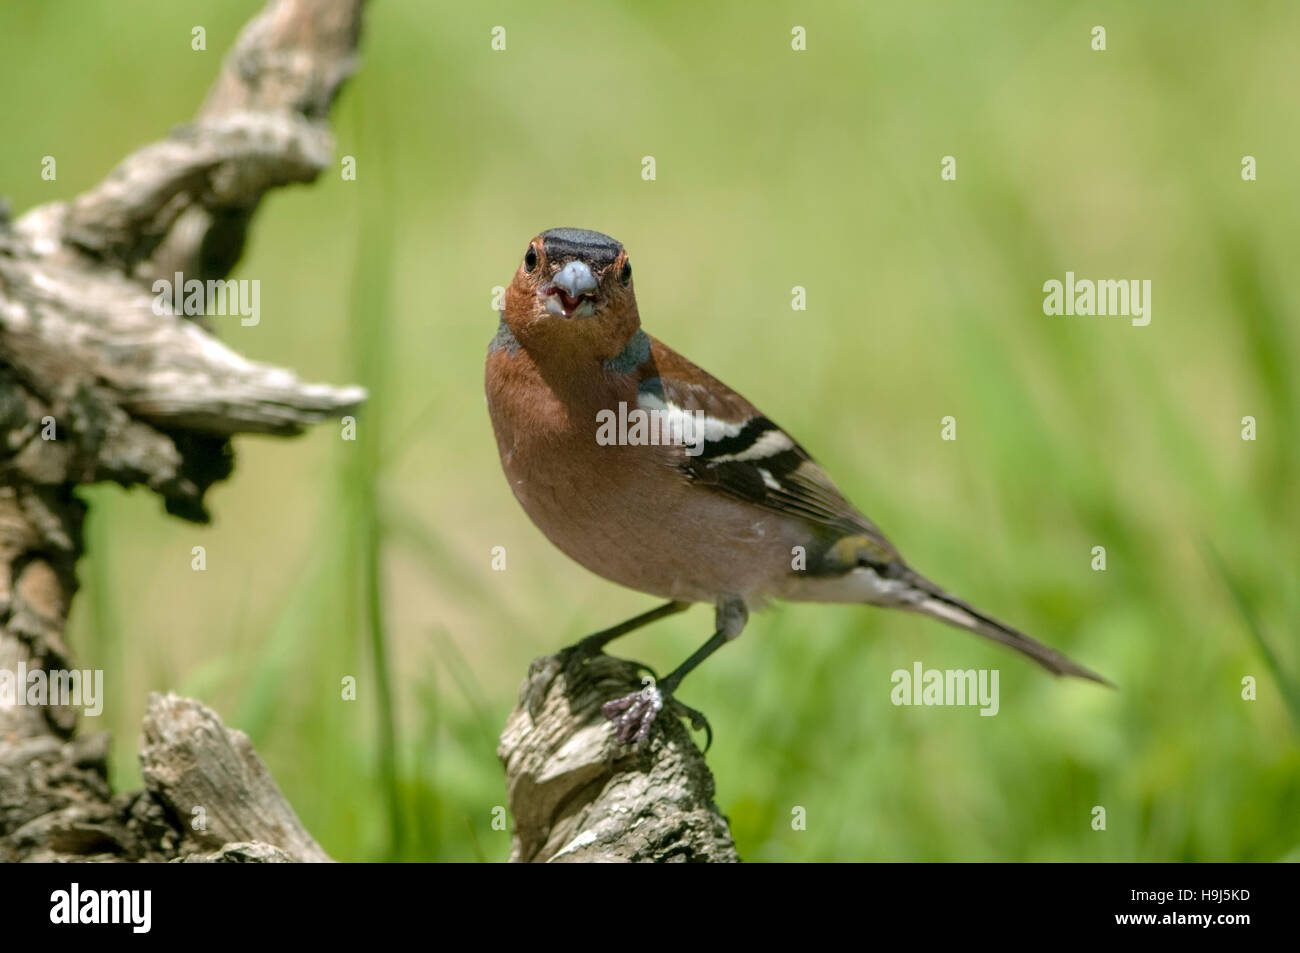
xmin=601 ymin=675 xmax=713 ymax=750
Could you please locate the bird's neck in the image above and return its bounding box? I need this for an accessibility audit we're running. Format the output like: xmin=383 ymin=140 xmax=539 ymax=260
xmin=503 ymin=319 xmax=645 ymax=391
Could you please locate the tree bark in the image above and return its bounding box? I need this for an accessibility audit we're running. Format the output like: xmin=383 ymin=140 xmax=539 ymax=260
xmin=0 ymin=0 xmax=366 ymax=863
xmin=0 ymin=0 xmax=739 ymax=864
xmin=500 ymin=651 xmax=739 ymax=862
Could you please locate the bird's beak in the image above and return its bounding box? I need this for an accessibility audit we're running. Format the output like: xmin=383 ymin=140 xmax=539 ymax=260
xmin=543 ymin=260 xmax=600 ymax=318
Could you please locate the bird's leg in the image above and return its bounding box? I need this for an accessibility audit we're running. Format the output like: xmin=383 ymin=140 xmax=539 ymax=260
xmin=602 ymin=598 xmax=747 ymax=749
xmin=568 ymin=600 xmax=691 ymax=659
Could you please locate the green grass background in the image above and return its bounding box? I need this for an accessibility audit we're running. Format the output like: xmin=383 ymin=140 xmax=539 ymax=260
xmin=2 ymin=0 xmax=1297 ymax=861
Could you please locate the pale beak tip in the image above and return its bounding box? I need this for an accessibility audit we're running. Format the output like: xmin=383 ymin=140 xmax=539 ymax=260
xmin=552 ymin=260 xmax=598 ymax=298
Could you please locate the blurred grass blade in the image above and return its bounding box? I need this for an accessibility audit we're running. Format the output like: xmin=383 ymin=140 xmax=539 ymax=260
xmin=384 ymin=507 xmax=522 ymax=629
xmin=1204 ymin=540 xmax=1300 ymax=734
xmin=345 ymin=72 xmax=403 ymax=857
xmin=430 ymin=626 xmax=499 ymax=755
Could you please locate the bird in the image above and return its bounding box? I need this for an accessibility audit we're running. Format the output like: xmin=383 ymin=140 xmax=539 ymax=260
xmin=486 ymin=227 xmax=1108 ymax=746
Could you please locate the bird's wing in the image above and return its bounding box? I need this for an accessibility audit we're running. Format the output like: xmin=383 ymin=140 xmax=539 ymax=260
xmin=629 ymin=337 xmax=1109 ymax=684
xmin=636 ymin=337 xmax=901 ymax=569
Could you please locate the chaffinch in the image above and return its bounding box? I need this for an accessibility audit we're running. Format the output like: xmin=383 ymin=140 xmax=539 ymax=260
xmin=486 ymin=227 xmax=1107 ymax=746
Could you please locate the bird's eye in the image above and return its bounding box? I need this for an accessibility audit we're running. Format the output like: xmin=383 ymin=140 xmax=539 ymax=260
xmin=619 ymin=260 xmax=632 ymax=286
xmin=524 ymin=246 xmax=538 ymax=273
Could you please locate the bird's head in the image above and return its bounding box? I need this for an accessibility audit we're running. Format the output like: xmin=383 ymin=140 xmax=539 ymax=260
xmin=503 ymin=227 xmax=640 ymax=362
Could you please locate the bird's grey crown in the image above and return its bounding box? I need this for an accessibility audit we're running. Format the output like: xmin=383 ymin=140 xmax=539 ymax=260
xmin=542 ymin=227 xmax=622 ymax=266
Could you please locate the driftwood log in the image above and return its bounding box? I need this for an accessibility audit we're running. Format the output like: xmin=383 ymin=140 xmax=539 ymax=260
xmin=0 ymin=0 xmax=365 ymax=863
xmin=0 ymin=0 xmax=737 ymax=863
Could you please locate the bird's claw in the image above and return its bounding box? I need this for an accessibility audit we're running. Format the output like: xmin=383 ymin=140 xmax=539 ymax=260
xmin=601 ymin=676 xmax=712 ymax=750
xmin=670 ymin=697 xmax=714 ymax=751
xmin=602 ymin=676 xmax=664 ymax=744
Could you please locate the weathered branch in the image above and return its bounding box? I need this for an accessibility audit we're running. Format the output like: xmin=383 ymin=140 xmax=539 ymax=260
xmin=0 ymin=0 xmax=365 ymax=863
xmin=1 ymin=693 xmax=329 ymax=862
xmin=141 ymin=694 xmax=331 ymax=862
xmin=0 ymin=249 xmax=365 ymax=441
xmin=1 ymin=0 xmax=736 ymax=864
xmin=501 ymin=651 xmax=739 ymax=862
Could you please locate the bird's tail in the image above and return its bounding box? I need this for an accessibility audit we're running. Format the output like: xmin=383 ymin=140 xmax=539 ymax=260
xmin=900 ymin=570 xmax=1111 ymax=686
